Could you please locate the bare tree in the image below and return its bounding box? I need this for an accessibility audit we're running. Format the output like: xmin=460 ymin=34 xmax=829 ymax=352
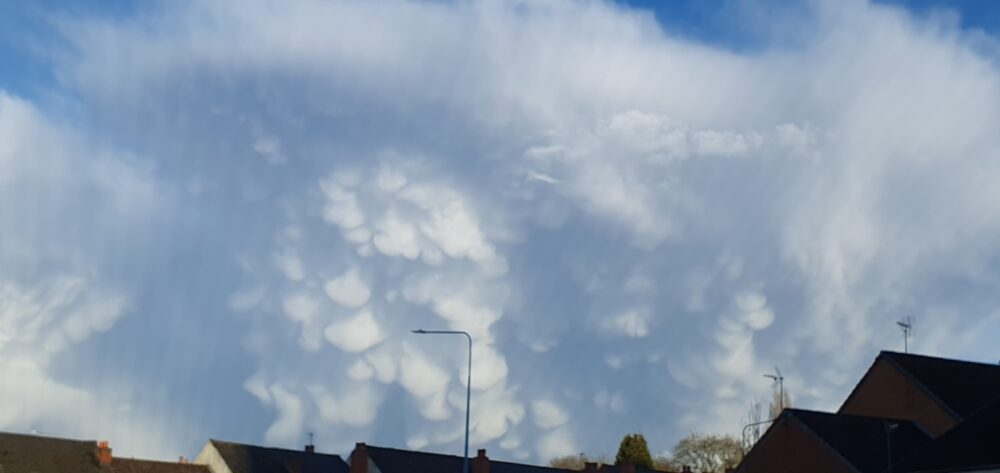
xmin=671 ymin=433 xmax=743 ymax=473
xmin=549 ymin=454 xmax=608 ymax=469
xmin=741 ymin=398 xmax=765 ymax=450
xmin=767 ymin=388 xmax=792 ymax=420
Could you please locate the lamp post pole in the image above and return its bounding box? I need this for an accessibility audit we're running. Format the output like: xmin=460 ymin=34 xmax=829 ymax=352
xmin=413 ymin=329 xmax=472 ymax=473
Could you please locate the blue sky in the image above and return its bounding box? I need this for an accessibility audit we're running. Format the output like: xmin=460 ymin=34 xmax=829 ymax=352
xmin=3 ymin=0 xmax=1000 ymax=464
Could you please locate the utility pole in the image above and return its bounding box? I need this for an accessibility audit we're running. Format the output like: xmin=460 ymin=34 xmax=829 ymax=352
xmin=413 ymin=329 xmax=473 ymax=473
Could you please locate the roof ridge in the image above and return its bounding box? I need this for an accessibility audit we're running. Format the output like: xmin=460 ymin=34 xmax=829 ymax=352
xmin=209 ymin=438 xmax=342 ymax=457
xmin=0 ymin=431 xmax=97 ymax=444
xmin=880 ymin=350 xmax=1000 ymax=368
xmin=785 ymin=414 xmax=864 ymax=473
xmin=789 ymin=408 xmax=919 ymax=424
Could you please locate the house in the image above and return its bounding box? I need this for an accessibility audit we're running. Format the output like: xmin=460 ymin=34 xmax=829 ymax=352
xmin=736 ymin=351 xmax=1000 ymax=473
xmin=735 ymin=409 xmax=931 ymax=473
xmin=348 ymin=443 xmax=674 ymax=473
xmin=891 ymin=397 xmax=1000 ymax=473
xmin=349 ymin=443 xmax=576 ymax=473
xmin=839 ymin=351 xmax=1000 ymax=436
xmin=112 ymin=458 xmax=211 ymax=473
xmin=193 ymin=438 xmax=349 ymax=473
xmin=0 ymin=431 xmax=208 ymax=473
xmin=0 ymin=431 xmax=108 ymax=472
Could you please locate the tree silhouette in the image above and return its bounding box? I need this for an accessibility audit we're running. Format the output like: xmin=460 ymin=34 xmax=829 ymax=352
xmin=615 ymin=433 xmax=654 ymax=469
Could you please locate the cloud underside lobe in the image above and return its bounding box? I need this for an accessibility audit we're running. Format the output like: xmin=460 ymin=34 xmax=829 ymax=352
xmin=4 ymin=0 xmax=1000 ymax=463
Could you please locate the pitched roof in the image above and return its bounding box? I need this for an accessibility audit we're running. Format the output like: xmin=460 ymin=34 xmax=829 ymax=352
xmin=209 ymin=440 xmax=349 ymax=473
xmin=786 ymin=409 xmax=931 ymax=473
xmin=365 ymin=445 xmax=578 ymax=473
xmin=892 ymin=397 xmax=1000 ymax=473
xmin=112 ymin=458 xmax=210 ymax=473
xmin=0 ymin=431 xmax=103 ymax=472
xmin=879 ymin=351 xmax=1000 ymax=419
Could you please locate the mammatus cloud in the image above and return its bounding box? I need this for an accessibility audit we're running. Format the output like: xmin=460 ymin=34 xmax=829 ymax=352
xmin=5 ymin=0 xmax=1000 ymax=463
xmin=0 ymin=94 xmax=181 ymax=458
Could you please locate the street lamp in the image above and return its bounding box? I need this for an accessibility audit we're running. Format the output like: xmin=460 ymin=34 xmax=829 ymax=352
xmin=412 ymin=329 xmax=472 ymax=473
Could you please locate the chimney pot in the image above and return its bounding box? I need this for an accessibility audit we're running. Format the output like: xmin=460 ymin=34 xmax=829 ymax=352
xmin=473 ymin=448 xmax=489 ymax=473
xmin=305 ymin=444 xmax=315 ymax=454
xmin=583 ymin=462 xmax=598 ymax=473
xmin=351 ymin=443 xmax=369 ymax=473
xmin=96 ymin=440 xmax=112 ymax=466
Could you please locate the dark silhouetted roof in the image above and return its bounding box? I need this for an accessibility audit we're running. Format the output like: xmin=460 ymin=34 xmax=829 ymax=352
xmin=209 ymin=440 xmax=349 ymax=473
xmin=112 ymin=458 xmax=210 ymax=473
xmin=892 ymin=397 xmax=1000 ymax=473
xmin=366 ymin=445 xmax=578 ymax=473
xmin=0 ymin=431 xmax=103 ymax=472
xmin=881 ymin=351 xmax=1000 ymax=419
xmin=787 ymin=409 xmax=932 ymax=473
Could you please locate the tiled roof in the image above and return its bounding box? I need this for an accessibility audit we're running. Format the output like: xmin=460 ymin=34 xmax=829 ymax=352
xmin=365 ymin=445 xmax=578 ymax=473
xmin=881 ymin=351 xmax=1000 ymax=419
xmin=209 ymin=440 xmax=349 ymax=473
xmin=892 ymin=397 xmax=1000 ymax=473
xmin=787 ymin=409 xmax=931 ymax=473
xmin=112 ymin=458 xmax=210 ymax=473
xmin=0 ymin=431 xmax=103 ymax=472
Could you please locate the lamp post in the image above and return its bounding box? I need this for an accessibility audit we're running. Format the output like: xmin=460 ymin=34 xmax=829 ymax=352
xmin=413 ymin=329 xmax=472 ymax=473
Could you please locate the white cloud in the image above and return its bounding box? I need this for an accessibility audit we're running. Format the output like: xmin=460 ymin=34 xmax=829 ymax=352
xmin=324 ymin=267 xmax=371 ymax=308
xmin=324 ymin=309 xmax=386 ymax=353
xmin=536 ymin=427 xmax=578 ymax=462
xmin=601 ymin=308 xmax=651 ymax=338
xmin=531 ymin=400 xmax=569 ymax=429
xmin=24 ymin=0 xmax=1000 ymax=463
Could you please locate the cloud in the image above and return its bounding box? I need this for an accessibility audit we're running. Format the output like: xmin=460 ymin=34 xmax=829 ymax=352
xmin=324 ymin=267 xmax=371 ymax=309
xmin=4 ymin=0 xmax=1000 ymax=464
xmin=324 ymin=309 xmax=386 ymax=353
xmin=531 ymin=400 xmax=570 ymax=430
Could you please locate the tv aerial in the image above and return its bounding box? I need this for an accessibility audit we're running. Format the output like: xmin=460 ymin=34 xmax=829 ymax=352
xmin=897 ymin=317 xmax=915 ymax=353
xmin=764 ymin=366 xmax=785 ymax=413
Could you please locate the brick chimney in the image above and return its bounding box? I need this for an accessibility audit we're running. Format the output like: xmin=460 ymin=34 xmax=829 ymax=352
xmin=619 ymin=460 xmax=635 ymax=473
xmin=305 ymin=444 xmax=315 ymax=454
xmin=179 ymin=456 xmax=189 ymax=464
xmin=96 ymin=440 xmax=112 ymax=467
xmin=583 ymin=462 xmax=599 ymax=473
xmin=473 ymin=448 xmax=489 ymax=473
xmin=681 ymin=466 xmax=692 ymax=473
xmin=351 ymin=443 xmax=369 ymax=473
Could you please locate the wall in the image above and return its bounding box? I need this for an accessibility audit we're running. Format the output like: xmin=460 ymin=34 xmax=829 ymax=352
xmin=192 ymin=442 xmax=234 ymax=473
xmin=839 ymin=359 xmax=955 ymax=436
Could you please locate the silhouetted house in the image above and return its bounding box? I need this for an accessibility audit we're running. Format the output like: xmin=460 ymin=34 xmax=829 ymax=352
xmin=839 ymin=351 xmax=1000 ymax=436
xmin=735 ymin=409 xmax=931 ymax=473
xmin=891 ymin=397 xmax=1000 ymax=473
xmin=0 ymin=431 xmax=109 ymax=472
xmin=737 ymin=351 xmax=1000 ymax=473
xmin=194 ymin=439 xmax=349 ymax=473
xmin=594 ymin=462 xmax=678 ymax=473
xmin=348 ymin=443 xmax=675 ymax=473
xmin=112 ymin=458 xmax=210 ymax=473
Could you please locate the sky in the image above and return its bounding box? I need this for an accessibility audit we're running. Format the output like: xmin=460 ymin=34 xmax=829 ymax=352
xmin=3 ymin=0 xmax=1000 ymax=464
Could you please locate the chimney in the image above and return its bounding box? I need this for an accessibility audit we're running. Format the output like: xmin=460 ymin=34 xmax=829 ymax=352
xmin=179 ymin=456 xmax=189 ymax=464
xmin=620 ymin=460 xmax=635 ymax=473
xmin=351 ymin=443 xmax=369 ymax=473
xmin=96 ymin=440 xmax=112 ymax=467
xmin=473 ymin=448 xmax=489 ymax=473
xmin=682 ymin=466 xmax=692 ymax=473
xmin=583 ymin=462 xmax=599 ymax=473
xmin=305 ymin=444 xmax=315 ymax=454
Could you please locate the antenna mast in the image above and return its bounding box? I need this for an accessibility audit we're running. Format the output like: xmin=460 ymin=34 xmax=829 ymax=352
xmin=897 ymin=318 xmax=914 ymax=353
xmin=764 ymin=367 xmax=785 ymax=413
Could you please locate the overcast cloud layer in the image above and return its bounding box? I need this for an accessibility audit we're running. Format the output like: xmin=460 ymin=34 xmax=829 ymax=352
xmin=4 ymin=0 xmax=1000 ymax=462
